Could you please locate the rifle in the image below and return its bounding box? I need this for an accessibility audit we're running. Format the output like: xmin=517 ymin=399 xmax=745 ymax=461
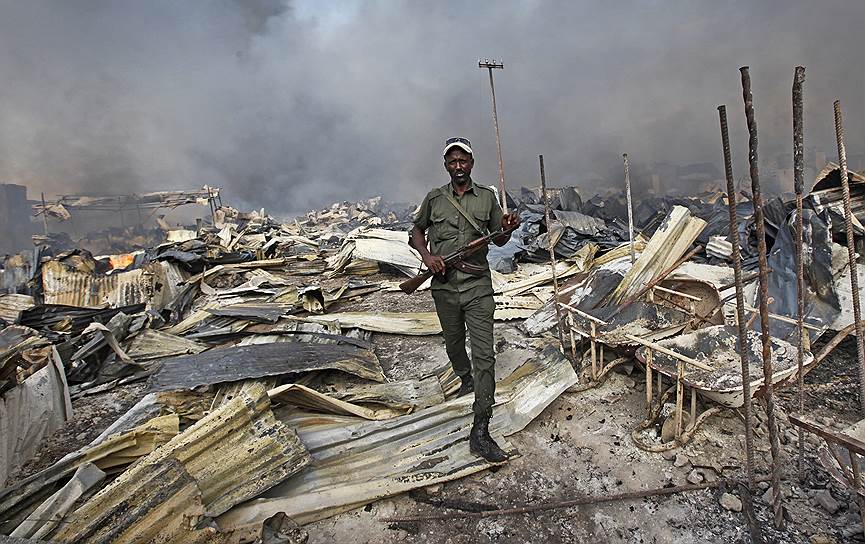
xmin=400 ymin=226 xmax=517 ymax=294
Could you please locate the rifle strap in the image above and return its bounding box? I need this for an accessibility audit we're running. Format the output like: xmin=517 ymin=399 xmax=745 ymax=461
xmin=438 ymin=188 xmax=487 ymax=235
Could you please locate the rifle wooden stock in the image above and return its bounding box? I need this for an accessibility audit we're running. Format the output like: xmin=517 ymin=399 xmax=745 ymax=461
xmin=399 ymin=270 xmax=435 ymax=294
xmin=399 ymin=226 xmax=516 ymax=295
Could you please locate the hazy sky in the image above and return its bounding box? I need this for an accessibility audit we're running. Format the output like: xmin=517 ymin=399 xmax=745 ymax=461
xmin=1 ymin=1 xmax=863 ymax=215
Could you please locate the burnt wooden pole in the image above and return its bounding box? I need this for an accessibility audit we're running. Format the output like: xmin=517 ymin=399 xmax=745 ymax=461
xmin=792 ymin=66 xmax=807 ymax=477
xmin=479 ymin=59 xmax=508 ymax=214
xmin=540 ymin=154 xmax=567 ymax=355
xmin=718 ymin=104 xmax=755 ymax=490
xmin=624 ymin=153 xmax=636 ymax=264
xmin=740 ymin=66 xmax=784 ymax=528
xmin=833 ymin=100 xmax=865 ymax=415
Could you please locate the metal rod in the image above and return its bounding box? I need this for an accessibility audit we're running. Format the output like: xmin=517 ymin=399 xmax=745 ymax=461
xmin=718 ymin=106 xmax=754 ymax=491
xmin=719 ymin=104 xmax=756 ymax=491
xmin=740 ymin=66 xmax=784 ymax=528
xmin=540 ymin=154 xmax=567 ymax=356
xmin=690 ymin=388 xmax=697 ymax=429
xmin=624 ymin=153 xmax=636 ymax=264
xmin=646 ymin=349 xmax=653 ymax=418
xmin=39 ymin=192 xmax=49 ymax=235
xmin=479 ymin=60 xmax=507 ymax=214
xmin=381 ymin=476 xmax=771 ymax=523
xmin=590 ymin=322 xmax=598 ymax=380
xmin=833 ymin=100 xmax=865 ymax=415
xmin=792 ymin=66 xmax=806 ymax=480
xmin=675 ymin=361 xmax=684 ymax=438
xmin=208 ymin=187 xmax=218 ymax=226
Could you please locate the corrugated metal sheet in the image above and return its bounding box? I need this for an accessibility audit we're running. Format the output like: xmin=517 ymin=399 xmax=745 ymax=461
xmin=609 ymin=205 xmax=706 ymax=304
xmin=705 ymin=235 xmax=733 ymax=260
xmin=0 ymin=294 xmax=34 ymax=324
xmin=304 ymin=311 xmax=442 ymax=335
xmin=553 ymin=209 xmax=606 ymax=236
xmin=810 ymin=162 xmax=865 ymax=232
xmin=0 ymin=415 xmax=179 ymax=526
xmin=124 ymin=329 xmax=206 ymax=362
xmin=269 ymin=383 xmax=403 ymax=420
xmin=148 ymin=341 xmax=385 ymax=392
xmin=41 ymin=261 xmax=186 ymax=310
xmin=52 ymin=384 xmax=309 ymax=543
xmin=329 ymin=376 xmax=445 ymax=413
xmin=217 ymin=352 xmax=577 ymax=536
xmin=830 ymin=262 xmax=865 ymax=331
xmin=1 ymin=347 xmax=71 ymax=487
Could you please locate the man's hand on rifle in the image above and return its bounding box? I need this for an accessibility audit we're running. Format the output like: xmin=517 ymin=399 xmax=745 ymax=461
xmin=422 ymin=253 xmax=446 ymax=275
xmin=493 ymin=212 xmax=520 ymax=246
xmin=502 ymin=212 xmax=520 ymax=231
xmin=410 ymin=226 xmax=446 ymax=275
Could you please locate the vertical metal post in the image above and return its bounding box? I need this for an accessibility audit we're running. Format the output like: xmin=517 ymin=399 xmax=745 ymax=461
xmin=740 ymin=66 xmax=784 ymax=528
xmin=646 ymin=349 xmax=653 ymax=418
xmin=590 ymin=322 xmax=598 ymax=380
xmin=208 ymin=188 xmax=218 ymax=226
xmin=39 ymin=192 xmax=49 ymax=235
xmin=540 ymin=154 xmax=567 ymax=356
xmin=690 ymin=388 xmax=697 ymax=429
xmin=719 ymin=104 xmax=755 ymax=490
xmin=792 ymin=66 xmax=807 ymax=479
xmin=479 ymin=59 xmax=507 ymax=214
xmin=135 ymin=200 xmax=144 ymax=227
xmin=675 ymin=361 xmax=684 ymax=439
xmin=624 ymin=153 xmax=636 ymax=264
xmin=834 ymin=100 xmax=865 ymax=415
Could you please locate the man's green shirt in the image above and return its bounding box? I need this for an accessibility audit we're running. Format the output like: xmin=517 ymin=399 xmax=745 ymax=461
xmin=412 ymin=179 xmax=504 ymax=294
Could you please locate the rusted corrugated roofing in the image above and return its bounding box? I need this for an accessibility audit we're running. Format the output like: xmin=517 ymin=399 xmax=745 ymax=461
xmin=41 ymin=261 xmax=186 ymax=310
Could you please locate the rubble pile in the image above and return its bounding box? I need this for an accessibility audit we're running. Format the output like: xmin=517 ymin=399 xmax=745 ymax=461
xmin=0 ymin=165 xmax=863 ymax=542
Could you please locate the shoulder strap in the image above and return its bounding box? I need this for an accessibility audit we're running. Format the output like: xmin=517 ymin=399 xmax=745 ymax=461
xmin=438 ymin=188 xmax=487 ymax=235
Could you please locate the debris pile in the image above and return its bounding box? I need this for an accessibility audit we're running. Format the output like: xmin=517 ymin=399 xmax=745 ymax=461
xmin=0 ymin=154 xmax=863 ymax=541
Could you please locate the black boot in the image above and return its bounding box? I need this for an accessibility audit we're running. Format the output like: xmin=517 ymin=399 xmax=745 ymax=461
xmin=457 ymin=375 xmax=474 ymax=397
xmin=469 ymin=413 xmax=508 ymax=463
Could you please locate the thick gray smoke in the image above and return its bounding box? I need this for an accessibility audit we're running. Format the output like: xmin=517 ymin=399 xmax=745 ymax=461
xmin=1 ymin=0 xmax=864 ymax=215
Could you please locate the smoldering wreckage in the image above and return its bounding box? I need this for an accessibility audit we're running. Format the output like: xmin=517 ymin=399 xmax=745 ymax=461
xmin=1 ymin=75 xmax=865 ymax=544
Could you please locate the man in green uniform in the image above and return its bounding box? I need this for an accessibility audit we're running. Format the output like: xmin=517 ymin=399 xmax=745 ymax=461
xmin=409 ymin=137 xmax=520 ymax=463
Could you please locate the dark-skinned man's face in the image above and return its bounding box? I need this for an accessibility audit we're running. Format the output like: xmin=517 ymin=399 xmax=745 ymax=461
xmin=444 ymin=148 xmax=474 ymax=186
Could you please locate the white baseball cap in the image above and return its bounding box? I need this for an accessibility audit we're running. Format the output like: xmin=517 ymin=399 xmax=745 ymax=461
xmin=443 ymin=137 xmax=473 ymax=157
